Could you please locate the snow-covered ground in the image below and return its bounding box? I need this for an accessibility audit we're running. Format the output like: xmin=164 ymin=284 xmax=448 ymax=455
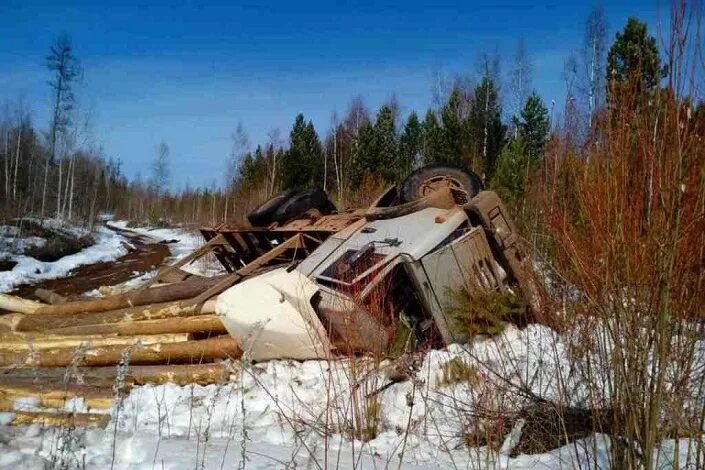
xmin=0 ymin=222 xmax=128 ymax=293
xmin=1 ymin=223 xmax=703 ymax=468
xmin=108 ymin=221 xmax=223 ymax=277
xmin=0 ymin=325 xmax=700 ymax=468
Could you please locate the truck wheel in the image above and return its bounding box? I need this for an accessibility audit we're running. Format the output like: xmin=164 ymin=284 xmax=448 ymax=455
xmin=401 ymin=164 xmax=482 ymax=205
xmin=272 ymin=188 xmax=336 ymax=224
xmin=247 ymin=189 xmax=297 ymax=226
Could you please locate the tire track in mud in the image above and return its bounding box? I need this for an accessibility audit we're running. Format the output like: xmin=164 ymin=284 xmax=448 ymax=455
xmin=10 ymin=225 xmax=171 ymax=301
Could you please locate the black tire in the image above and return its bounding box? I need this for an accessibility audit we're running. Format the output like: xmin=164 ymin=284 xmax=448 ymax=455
xmin=400 ymin=164 xmax=482 ymax=205
xmin=247 ymin=189 xmax=297 ymax=226
xmin=272 ymin=188 xmax=336 ymax=224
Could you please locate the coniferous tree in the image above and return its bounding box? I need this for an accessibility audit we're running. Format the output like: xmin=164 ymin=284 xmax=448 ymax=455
xmin=372 ymin=104 xmax=398 ymax=181
xmin=607 ymin=17 xmax=665 ymax=93
xmin=491 ymin=136 xmax=527 ymax=207
xmin=421 ymin=110 xmax=446 ymax=165
xmin=518 ymin=92 xmax=550 ymax=163
xmin=281 ymin=114 xmax=324 ymax=189
xmin=440 ymin=89 xmax=467 ymax=167
xmin=398 ymin=111 xmax=422 ymax=177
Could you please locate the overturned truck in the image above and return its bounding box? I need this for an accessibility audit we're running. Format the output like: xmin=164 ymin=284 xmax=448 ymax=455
xmin=201 ymin=165 xmax=540 ymax=361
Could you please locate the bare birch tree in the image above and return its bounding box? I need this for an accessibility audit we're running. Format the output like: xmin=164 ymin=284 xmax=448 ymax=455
xmin=508 ymin=39 xmax=533 ymax=133
xmin=582 ymin=6 xmax=607 ymax=125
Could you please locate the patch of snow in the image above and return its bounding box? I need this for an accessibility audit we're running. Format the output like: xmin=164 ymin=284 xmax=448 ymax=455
xmin=108 ymin=220 xmax=225 ymax=276
xmin=0 ymin=324 xmax=701 ymax=468
xmin=0 ymin=225 xmax=128 ymax=293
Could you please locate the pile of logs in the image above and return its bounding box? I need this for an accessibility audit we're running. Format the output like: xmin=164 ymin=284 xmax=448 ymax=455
xmin=0 ymin=229 xmax=312 ymax=427
xmin=0 ymin=268 xmax=244 ymax=427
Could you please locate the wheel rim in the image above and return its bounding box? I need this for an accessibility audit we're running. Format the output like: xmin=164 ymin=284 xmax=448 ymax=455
xmin=419 ymin=176 xmax=470 ymax=204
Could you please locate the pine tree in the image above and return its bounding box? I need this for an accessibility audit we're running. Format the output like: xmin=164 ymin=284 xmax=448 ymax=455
xmin=607 ymin=17 xmax=665 ymax=92
xmin=281 ymin=114 xmax=324 ymax=189
xmin=399 ymin=111 xmax=422 ymax=178
xmin=518 ymin=92 xmax=550 ymax=163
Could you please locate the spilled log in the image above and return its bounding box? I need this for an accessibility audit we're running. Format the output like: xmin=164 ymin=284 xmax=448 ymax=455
xmin=34 ymin=288 xmax=67 ymax=305
xmin=16 ymin=299 xmax=216 ymax=332
xmin=0 ymin=294 xmax=43 ymax=314
xmin=30 ymin=274 xmax=227 ymax=316
xmin=0 ymin=362 xmax=229 ymax=387
xmin=1 ymin=410 xmax=110 ymax=428
xmin=0 ymin=383 xmax=117 ymax=409
xmin=0 ymin=335 xmax=241 ymax=368
xmin=51 ymin=314 xmax=226 ymax=336
xmin=0 ymin=333 xmax=191 ymax=351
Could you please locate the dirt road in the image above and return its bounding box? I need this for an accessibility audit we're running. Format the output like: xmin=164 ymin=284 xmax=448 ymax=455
xmin=10 ymin=226 xmax=170 ymax=301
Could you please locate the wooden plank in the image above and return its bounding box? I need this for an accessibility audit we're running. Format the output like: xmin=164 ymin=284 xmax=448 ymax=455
xmin=183 ymin=234 xmax=303 ymax=306
xmin=154 ymin=234 xmax=226 ymax=283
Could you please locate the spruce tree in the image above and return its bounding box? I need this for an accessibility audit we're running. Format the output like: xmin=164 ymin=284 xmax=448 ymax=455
xmin=491 ymin=136 xmax=527 ymax=207
xmin=399 ymin=111 xmax=422 ymax=177
xmin=421 ymin=110 xmax=446 ymax=165
xmin=518 ymin=92 xmax=549 ymax=163
xmin=440 ymin=88 xmax=466 ymax=167
xmin=281 ymin=114 xmax=324 ymax=189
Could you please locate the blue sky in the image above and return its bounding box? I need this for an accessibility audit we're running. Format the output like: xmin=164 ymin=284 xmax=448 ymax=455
xmin=1 ymin=0 xmax=660 ymax=189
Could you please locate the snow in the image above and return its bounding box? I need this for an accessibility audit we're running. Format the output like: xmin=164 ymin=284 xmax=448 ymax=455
xmin=108 ymin=220 xmax=224 ymax=276
xmin=0 ymin=324 xmax=702 ymax=468
xmin=0 ymin=224 xmax=128 ymax=293
xmin=2 ymin=223 xmax=703 ymax=468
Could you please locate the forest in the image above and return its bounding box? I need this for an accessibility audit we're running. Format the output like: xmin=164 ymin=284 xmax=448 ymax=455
xmin=3 ymin=8 xmax=690 ymax=229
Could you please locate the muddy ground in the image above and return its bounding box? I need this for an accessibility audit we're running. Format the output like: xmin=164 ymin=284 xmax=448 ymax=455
xmin=9 ymin=226 xmax=170 ymax=301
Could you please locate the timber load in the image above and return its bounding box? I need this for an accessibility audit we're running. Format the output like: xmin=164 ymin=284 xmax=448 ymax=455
xmin=0 ymin=226 xmax=324 ymax=427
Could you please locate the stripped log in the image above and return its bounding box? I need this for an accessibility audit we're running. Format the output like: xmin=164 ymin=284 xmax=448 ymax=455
xmin=0 ymin=333 xmax=191 ymax=351
xmin=16 ymin=299 xmax=216 ymax=332
xmin=0 ymin=313 xmax=23 ymax=332
xmin=0 ymin=384 xmax=117 ymax=409
xmin=0 ymin=294 xmax=43 ymax=314
xmin=34 ymin=288 xmax=67 ymax=305
xmin=1 ymin=411 xmax=110 ymax=428
xmin=0 ymin=363 xmax=229 ymax=387
xmin=0 ymin=362 xmax=229 ymax=387
xmin=51 ymin=314 xmax=226 ymax=336
xmin=0 ymin=335 xmax=241 ymax=368
xmin=29 ymin=274 xmax=227 ymax=316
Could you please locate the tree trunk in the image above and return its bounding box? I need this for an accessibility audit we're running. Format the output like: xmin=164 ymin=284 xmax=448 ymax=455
xmin=1 ymin=411 xmax=110 ymax=428
xmin=0 ymin=333 xmax=191 ymax=352
xmin=16 ymin=299 xmax=216 ymax=332
xmin=0 ymin=363 xmax=228 ymax=387
xmin=0 ymin=334 xmax=241 ymax=368
xmin=26 ymin=274 xmax=226 ymax=316
xmin=0 ymin=294 xmax=43 ymax=314
xmin=50 ymin=314 xmax=225 ymax=336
